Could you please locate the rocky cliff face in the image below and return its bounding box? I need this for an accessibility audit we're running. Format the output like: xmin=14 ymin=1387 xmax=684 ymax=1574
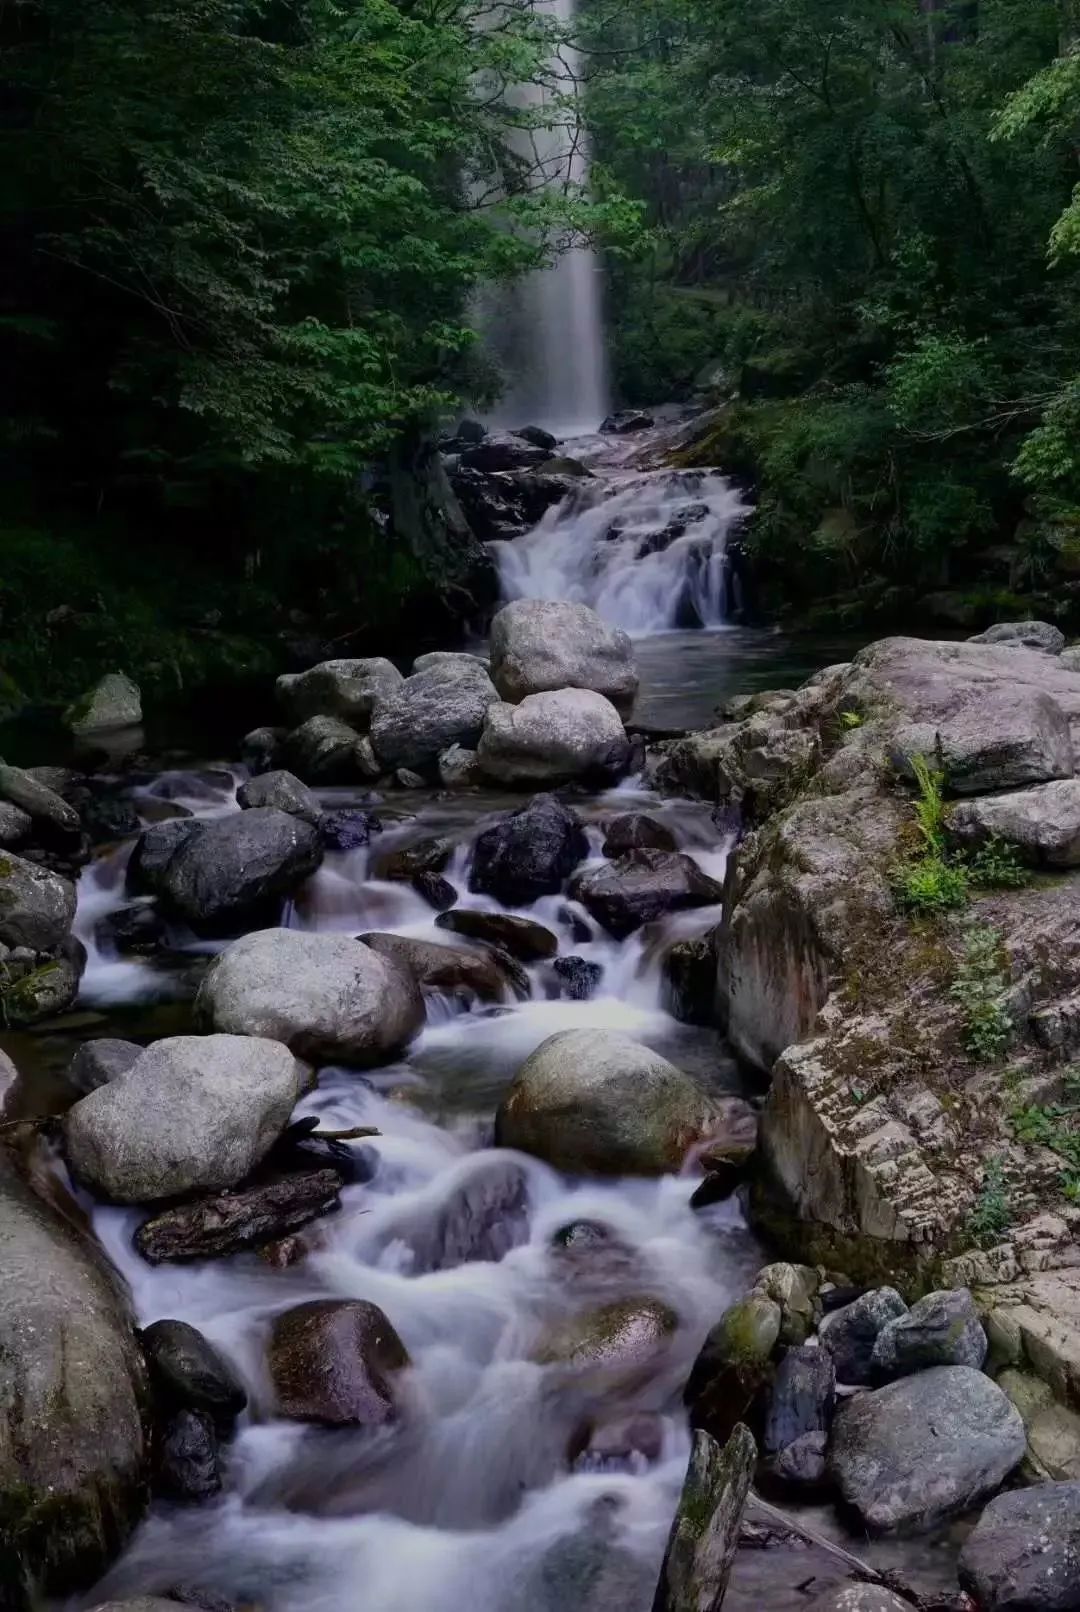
xmin=656 ymin=630 xmax=1080 ymax=1414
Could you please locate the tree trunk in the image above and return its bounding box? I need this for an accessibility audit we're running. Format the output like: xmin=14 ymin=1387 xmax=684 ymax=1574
xmin=652 ymin=1425 xmax=756 ymax=1612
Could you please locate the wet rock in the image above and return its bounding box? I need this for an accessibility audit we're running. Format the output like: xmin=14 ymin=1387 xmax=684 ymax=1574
xmin=0 ymin=799 xmax=31 ymax=845
xmin=871 ymin=1288 xmax=987 ymax=1381
xmin=496 ymin=1027 xmax=719 ymax=1174
xmin=127 ymin=818 xmax=202 ymax=894
xmin=236 ymin=769 xmax=322 ymax=827
xmin=434 ymin=908 xmax=558 ymax=961
xmin=157 ymin=1408 xmax=220 ymax=1502
xmin=0 ymin=761 xmax=81 ymax=834
xmin=970 ymin=620 xmax=1066 ymax=654
xmin=458 ymin=432 xmax=552 ymax=472
xmin=552 ymin=1218 xmax=619 ymax=1252
xmin=141 ymin=1319 xmax=247 ymax=1429
xmin=959 ymin=1481 xmax=1080 ymax=1611
xmin=284 ymin=715 xmax=380 ymax=784
xmin=374 ymin=835 xmax=453 ymax=881
xmin=65 ymin=671 xmax=142 ymax=733
xmin=197 ymin=927 xmax=424 ymax=1066
xmin=413 ymin=872 xmax=457 ymax=911
xmin=2 ymin=954 xmax=81 ymax=1025
xmin=600 ymin=409 xmax=654 ymax=435
xmin=395 ymin=768 xmax=426 ymax=788
xmin=76 ymin=788 xmax=141 ymax=844
xmin=478 ymin=689 xmax=631 ymax=788
xmin=820 ymin=1288 xmax=908 ymax=1385
xmin=241 ymin=725 xmax=284 ymax=775
xmin=601 ymin=812 xmax=676 ymax=856
xmin=0 ymin=1153 xmax=147 ymax=1598
xmin=64 ymin=1035 xmax=305 ymax=1204
xmin=0 ymin=851 xmax=76 ymax=950
xmin=553 ymin=956 xmax=602 ymax=1000
xmin=663 ymin=934 xmax=718 ymax=1026
xmin=269 ymin=1299 xmax=410 ymax=1426
xmin=469 ymin=793 xmax=587 ymax=907
xmin=383 ymin=1157 xmax=530 ymax=1273
xmin=155 ymin=808 xmax=322 ymax=935
xmin=88 ymin=1602 xmax=195 ymax=1612
xmin=95 ymin=902 xmax=167 ymax=957
xmin=320 ymin=807 xmax=380 ymax=851
xmin=755 ymin=1262 xmax=820 ymax=1346
xmin=684 ymin=1292 xmax=781 ymax=1444
xmin=763 ymin=1345 xmax=836 ymax=1483
xmin=360 ymin=931 xmax=526 ymax=1004
xmin=68 ymin=1037 xmax=142 ymax=1093
xmin=829 ymin=1365 xmax=1026 ymax=1533
xmin=489 ymin=599 xmax=638 ymax=714
xmin=949 ymin=778 xmax=1080 ymax=866
xmin=277 ymin=657 xmax=402 ymax=727
xmin=135 ymin=1169 xmax=342 ymax=1262
xmin=514 ymin=424 xmax=558 ymax=450
xmin=689 ymin=1165 xmax=742 ymax=1208
xmin=571 ymin=1412 xmax=664 ymax=1473
xmin=370 ymin=661 xmax=500 ymax=773
xmin=438 ymin=742 xmax=481 ymax=787
xmin=570 ymin=848 xmax=723 ymax=940
xmin=803 ymin=1589 xmax=914 ymax=1612
xmin=537 ymin=1296 xmax=677 ymax=1382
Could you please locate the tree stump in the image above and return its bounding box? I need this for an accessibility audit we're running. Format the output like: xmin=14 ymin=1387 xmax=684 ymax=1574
xmin=653 ymin=1423 xmax=757 ymax=1612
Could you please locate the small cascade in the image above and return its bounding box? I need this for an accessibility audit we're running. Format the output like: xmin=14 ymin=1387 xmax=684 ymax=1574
xmin=494 ymin=467 xmax=748 ymax=635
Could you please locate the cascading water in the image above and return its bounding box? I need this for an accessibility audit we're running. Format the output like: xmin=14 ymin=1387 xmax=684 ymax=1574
xmin=476 ymin=0 xmax=609 ymax=436
xmin=494 ymin=463 xmax=749 ymax=635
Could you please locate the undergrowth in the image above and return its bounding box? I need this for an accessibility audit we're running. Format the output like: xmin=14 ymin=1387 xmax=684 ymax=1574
xmin=891 ymin=754 xmax=1029 ymax=915
xmin=963 ymin=1155 xmax=1012 ymax=1248
xmin=950 ymin=924 xmax=1013 ymax=1063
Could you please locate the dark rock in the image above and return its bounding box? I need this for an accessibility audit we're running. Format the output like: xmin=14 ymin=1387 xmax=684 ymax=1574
xmin=456 ymin=418 xmax=487 ymax=444
xmin=664 ymin=934 xmax=718 ymax=1025
xmin=449 ymin=467 xmax=530 ymax=542
xmin=241 ymin=725 xmax=285 ymax=775
xmin=601 ymin=813 xmax=676 ymax=856
xmin=134 ymin=1170 xmax=342 ymax=1263
xmin=558 ymin=904 xmax=593 ymax=944
xmin=236 ymin=769 xmax=322 ymax=827
xmin=284 ymin=716 xmax=379 ymax=785
xmin=68 ymin=1038 xmax=142 ymax=1094
xmin=0 ymin=762 xmax=81 ymax=835
xmin=76 ymin=790 xmax=141 ymax=844
xmin=773 ymin=1431 xmax=829 ymax=1487
xmin=513 ymin=424 xmax=558 ymax=451
xmin=689 ymin=1165 xmax=742 ymax=1208
xmin=1 ymin=953 xmax=81 ymax=1025
xmin=829 ymin=1365 xmax=1026 ymax=1533
xmin=599 ymin=410 xmax=654 ymax=435
xmin=820 ymin=1288 xmax=908 ymax=1386
xmin=268 ymin=1299 xmax=410 ymax=1426
xmin=141 ymin=1319 xmax=247 ymax=1430
xmin=959 ymin=1481 xmax=1080 ymax=1611
xmin=458 ymin=432 xmax=552 ymax=472
xmin=94 ymin=902 xmax=167 ymax=957
xmin=435 ymin=907 xmax=558 ymax=961
xmin=0 ymin=800 xmax=31 ymax=846
xmin=360 ymin=931 xmax=526 ymax=1003
xmin=382 ymin=1158 xmax=530 ymax=1273
xmin=684 ymin=1292 xmax=781 ymax=1446
xmin=127 ymin=819 xmax=203 ymax=895
xmin=374 ymin=835 xmax=453 ymax=881
xmin=320 ymin=808 xmax=380 ymax=851
xmin=553 ymin=956 xmax=602 ymax=1000
xmin=871 ymin=1287 xmax=987 ymax=1381
xmin=763 ymin=1345 xmax=836 ymax=1481
xmin=553 ymin=1219 xmax=617 ymax=1253
xmin=0 ymin=852 xmax=77 ymax=951
xmin=412 ymin=872 xmax=457 ymax=911
xmin=468 ymin=794 xmax=587 ymax=907
xmin=156 ymin=809 xmax=323 ymax=935
xmin=970 ymin=620 xmax=1066 ymax=654
xmin=156 ymin=1409 xmax=220 ymax=1502
xmin=268 ymin=1119 xmax=376 ymax=1186
xmin=570 ymin=849 xmax=724 ymax=939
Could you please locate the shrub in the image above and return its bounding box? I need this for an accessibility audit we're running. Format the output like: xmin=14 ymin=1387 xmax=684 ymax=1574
xmin=950 ymin=925 xmax=1013 ymax=1063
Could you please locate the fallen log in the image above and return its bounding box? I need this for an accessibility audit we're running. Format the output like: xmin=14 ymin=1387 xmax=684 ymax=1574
xmin=653 ymin=1423 xmax=756 ymax=1612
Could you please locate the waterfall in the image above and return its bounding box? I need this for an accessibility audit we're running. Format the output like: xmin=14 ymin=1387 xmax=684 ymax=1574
xmin=477 ymin=0 xmax=609 ymax=436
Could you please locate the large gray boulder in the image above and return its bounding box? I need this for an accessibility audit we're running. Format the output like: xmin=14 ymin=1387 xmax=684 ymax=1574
xmin=970 ymin=620 xmax=1066 ymax=654
xmin=959 ymin=1482 xmax=1080 ymax=1611
xmin=871 ymin=1288 xmax=987 ymax=1380
xmin=489 ymin=600 xmax=638 ymax=713
xmin=196 ymin=927 xmax=424 ymax=1065
xmin=284 ymin=715 xmax=380 ymax=784
xmin=820 ymin=1288 xmax=908 ymax=1386
xmin=64 ymin=671 xmax=142 ymax=733
xmin=495 ymin=1028 xmax=720 ymax=1175
xmin=370 ymin=661 xmax=499 ymax=772
xmin=828 ymin=1365 xmax=1026 ymax=1532
xmin=950 ymin=779 xmax=1080 ymax=867
xmin=763 ymin=1344 xmax=836 ymax=1486
xmin=359 ymin=931 xmax=526 ymax=1004
xmin=156 ymin=807 xmax=323 ymax=934
xmin=0 ymin=851 xmax=76 ymax=950
xmin=0 ymin=762 xmax=81 ymax=834
xmin=570 ymin=848 xmax=723 ymax=939
xmin=236 ymin=769 xmax=322 ymax=827
xmin=63 ymin=1034 xmax=304 ymax=1203
xmin=469 ymin=794 xmax=587 ymax=907
xmin=126 ymin=817 xmax=201 ymax=894
xmin=276 ymin=657 xmax=402 ymax=727
xmin=477 ymin=689 xmax=631 ymax=787
xmin=0 ymin=1154 xmax=147 ymax=1600
xmin=0 ymin=800 xmax=31 ymax=846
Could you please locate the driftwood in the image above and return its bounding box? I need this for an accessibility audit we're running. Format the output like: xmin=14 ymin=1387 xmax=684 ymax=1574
xmin=653 ymin=1424 xmax=756 ymax=1612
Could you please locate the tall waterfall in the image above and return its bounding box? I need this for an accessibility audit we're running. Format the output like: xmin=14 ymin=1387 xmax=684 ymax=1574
xmin=478 ymin=0 xmax=608 ymax=435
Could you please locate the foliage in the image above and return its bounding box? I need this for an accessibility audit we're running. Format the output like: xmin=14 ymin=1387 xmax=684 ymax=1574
xmin=966 ymin=837 xmax=1031 ymax=888
xmin=910 ymin=755 xmax=949 ymax=855
xmin=964 ymin=1154 xmax=1012 ymax=1247
xmin=839 ymin=710 xmax=864 ymax=730
xmin=950 ymin=923 xmax=1013 ymax=1062
xmin=892 ymin=855 xmax=970 ymax=915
